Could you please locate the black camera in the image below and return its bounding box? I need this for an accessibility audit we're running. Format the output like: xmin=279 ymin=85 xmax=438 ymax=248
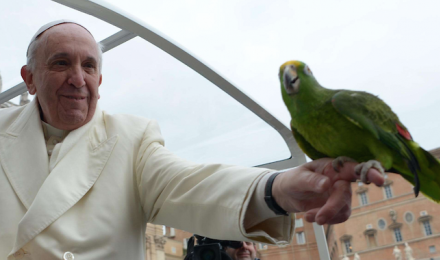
xmin=184 ymin=235 xmax=244 ymax=260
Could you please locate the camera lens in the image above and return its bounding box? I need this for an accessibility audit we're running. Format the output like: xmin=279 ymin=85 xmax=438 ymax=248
xmin=200 ymin=249 xmax=216 ymax=260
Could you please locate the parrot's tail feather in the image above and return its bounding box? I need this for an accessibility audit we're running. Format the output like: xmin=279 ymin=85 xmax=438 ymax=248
xmin=409 ymin=162 xmax=420 ymax=197
xmin=414 ymin=147 xmax=440 ymax=202
xmin=396 ymin=135 xmax=421 ymax=197
xmin=421 ymin=148 xmax=440 ymax=173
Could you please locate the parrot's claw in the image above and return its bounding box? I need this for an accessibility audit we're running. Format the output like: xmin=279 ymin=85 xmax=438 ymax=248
xmin=354 ymin=160 xmax=385 ymax=184
xmin=332 ymin=156 xmax=357 ymax=172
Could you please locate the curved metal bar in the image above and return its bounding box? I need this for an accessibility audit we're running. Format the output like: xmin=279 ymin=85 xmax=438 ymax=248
xmin=100 ymin=29 xmax=136 ymax=52
xmin=0 ymin=82 xmax=27 ymax=105
xmin=51 ymin=0 xmax=306 ymax=170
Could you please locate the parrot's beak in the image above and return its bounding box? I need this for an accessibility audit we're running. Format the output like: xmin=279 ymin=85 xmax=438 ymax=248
xmin=283 ymin=65 xmax=300 ymax=95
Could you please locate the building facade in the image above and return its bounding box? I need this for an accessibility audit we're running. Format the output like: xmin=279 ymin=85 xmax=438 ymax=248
xmin=258 ymin=213 xmax=320 ymax=260
xmin=327 ymin=148 xmax=440 ymax=260
xmin=145 ymin=224 xmax=169 ymax=260
xmin=258 ymin=148 xmax=440 ymax=260
xmin=162 ymin=227 xmax=193 ymax=260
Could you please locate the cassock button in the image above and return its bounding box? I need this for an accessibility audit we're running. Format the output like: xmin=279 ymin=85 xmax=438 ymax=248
xmin=63 ymin=252 xmax=74 ymax=260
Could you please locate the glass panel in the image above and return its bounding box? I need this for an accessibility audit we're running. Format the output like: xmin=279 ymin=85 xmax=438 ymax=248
xmin=344 ymin=240 xmax=352 ymax=253
xmin=360 ymin=192 xmax=368 ymax=205
xmin=423 ymin=221 xmax=432 ymax=236
xmin=296 ymin=232 xmax=305 ymax=245
xmin=394 ymin=228 xmax=402 ymax=242
xmin=100 ymin=37 xmax=290 ymax=166
xmin=378 ymin=219 xmax=386 ymax=230
xmin=404 ymin=212 xmax=414 ymax=223
xmin=384 ymin=185 xmax=393 ymax=199
xmin=0 ymin=0 xmax=119 ymax=96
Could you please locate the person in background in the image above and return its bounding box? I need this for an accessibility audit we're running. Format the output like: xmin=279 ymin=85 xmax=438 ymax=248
xmin=225 ymin=242 xmax=259 ymax=260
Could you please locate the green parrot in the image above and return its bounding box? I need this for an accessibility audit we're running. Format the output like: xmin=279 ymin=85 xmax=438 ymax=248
xmin=279 ymin=60 xmax=440 ymax=202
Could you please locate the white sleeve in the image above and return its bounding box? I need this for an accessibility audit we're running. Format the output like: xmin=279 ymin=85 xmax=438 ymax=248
xmin=135 ymin=120 xmax=294 ymax=244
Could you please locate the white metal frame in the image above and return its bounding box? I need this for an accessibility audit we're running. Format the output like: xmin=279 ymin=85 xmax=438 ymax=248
xmin=0 ymin=0 xmax=331 ymax=258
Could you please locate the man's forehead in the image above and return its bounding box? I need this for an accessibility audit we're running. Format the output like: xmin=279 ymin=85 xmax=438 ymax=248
xmin=43 ymin=23 xmax=94 ymax=42
xmin=27 ymin=20 xmax=94 ymax=55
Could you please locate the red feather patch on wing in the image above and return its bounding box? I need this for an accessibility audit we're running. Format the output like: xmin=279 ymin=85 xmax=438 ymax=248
xmin=396 ymin=123 xmax=412 ymax=140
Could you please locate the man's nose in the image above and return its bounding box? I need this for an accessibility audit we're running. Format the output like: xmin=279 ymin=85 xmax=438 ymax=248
xmin=67 ymin=65 xmax=86 ymax=88
xmin=242 ymin=243 xmax=253 ymax=250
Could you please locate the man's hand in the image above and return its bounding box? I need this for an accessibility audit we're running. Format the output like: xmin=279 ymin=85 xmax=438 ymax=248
xmin=272 ymin=158 xmax=385 ymax=225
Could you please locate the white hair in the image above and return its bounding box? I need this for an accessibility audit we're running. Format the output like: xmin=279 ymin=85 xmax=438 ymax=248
xmin=26 ymin=23 xmax=104 ymax=73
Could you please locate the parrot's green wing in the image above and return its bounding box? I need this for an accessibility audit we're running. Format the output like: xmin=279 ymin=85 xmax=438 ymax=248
xmin=291 ymin=124 xmax=328 ymax=160
xmin=331 ymin=90 xmax=415 ymax=163
xmin=331 ymin=90 xmax=440 ymax=201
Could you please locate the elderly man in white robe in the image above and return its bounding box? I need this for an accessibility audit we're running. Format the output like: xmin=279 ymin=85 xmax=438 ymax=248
xmin=0 ymin=20 xmax=384 ymax=260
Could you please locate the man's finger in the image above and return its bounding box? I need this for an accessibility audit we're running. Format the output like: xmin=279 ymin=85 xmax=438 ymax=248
xmin=323 ymin=161 xmax=385 ymax=186
xmin=315 ymin=180 xmax=352 ymax=225
xmin=366 ymin=169 xmax=385 ymax=186
xmin=326 ymin=204 xmax=351 ymax=225
xmin=304 ymin=208 xmax=320 ymax=223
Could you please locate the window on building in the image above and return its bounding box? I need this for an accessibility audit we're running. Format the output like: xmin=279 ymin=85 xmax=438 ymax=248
xmin=405 ymin=212 xmax=414 ymax=223
xmin=394 ymin=228 xmax=403 ymax=242
xmin=295 ymin=218 xmax=304 ymax=228
xmin=360 ymin=192 xmax=368 ymax=205
xmin=296 ymin=232 xmax=306 ymax=245
xmin=384 ymin=185 xmax=393 ymax=199
xmin=378 ymin=219 xmax=386 ymax=230
xmin=343 ymin=239 xmax=352 ymax=254
xmin=423 ymin=220 xmax=433 ymax=236
xmin=430 ymin=245 xmax=436 ymax=253
xmin=367 ymin=234 xmax=377 ymax=248
xmin=258 ymin=243 xmax=268 ymax=250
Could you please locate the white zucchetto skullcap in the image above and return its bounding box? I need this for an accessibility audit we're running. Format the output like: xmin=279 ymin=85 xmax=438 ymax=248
xmin=27 ymin=19 xmax=92 ymax=56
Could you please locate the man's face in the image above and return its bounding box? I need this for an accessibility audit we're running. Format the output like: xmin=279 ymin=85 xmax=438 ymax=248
xmin=225 ymin=242 xmax=257 ymax=260
xmin=22 ymin=23 xmax=102 ymax=130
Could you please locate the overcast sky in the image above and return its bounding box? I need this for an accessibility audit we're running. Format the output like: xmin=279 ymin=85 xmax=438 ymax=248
xmin=1 ymin=0 xmax=440 ymax=167
xmin=106 ymin=0 xmax=440 ymax=145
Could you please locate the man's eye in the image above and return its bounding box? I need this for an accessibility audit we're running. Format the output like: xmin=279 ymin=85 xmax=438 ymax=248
xmin=84 ymin=63 xmax=96 ymax=68
xmin=54 ymin=60 xmax=68 ymax=66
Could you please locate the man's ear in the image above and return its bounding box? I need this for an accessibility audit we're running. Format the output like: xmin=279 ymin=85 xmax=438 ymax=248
xmin=97 ymin=74 xmax=102 ymax=99
xmin=21 ymin=65 xmax=36 ymax=95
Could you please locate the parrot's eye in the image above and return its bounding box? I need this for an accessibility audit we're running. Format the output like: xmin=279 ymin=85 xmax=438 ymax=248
xmin=304 ymin=65 xmax=313 ymax=76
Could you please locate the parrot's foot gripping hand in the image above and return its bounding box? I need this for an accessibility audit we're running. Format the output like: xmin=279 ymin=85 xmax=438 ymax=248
xmin=354 ymin=160 xmax=385 ymax=184
xmin=332 ymin=156 xmax=358 ymax=172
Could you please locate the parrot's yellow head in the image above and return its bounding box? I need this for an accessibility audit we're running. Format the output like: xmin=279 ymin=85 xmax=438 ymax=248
xmin=279 ymin=60 xmax=314 ymax=96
